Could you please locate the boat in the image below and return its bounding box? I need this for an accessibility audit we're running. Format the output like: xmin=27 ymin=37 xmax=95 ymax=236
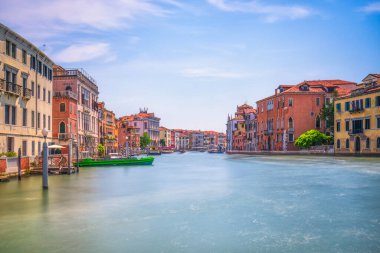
xmin=161 ymin=149 xmax=174 ymax=154
xmin=74 ymin=156 xmax=154 ymax=167
xmin=208 ymin=149 xmax=224 ymax=154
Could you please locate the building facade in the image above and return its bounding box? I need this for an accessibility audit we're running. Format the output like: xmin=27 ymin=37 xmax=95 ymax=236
xmin=53 ymin=66 xmax=99 ymax=158
xmin=0 ymin=23 xmax=54 ymax=157
xmin=159 ymin=127 xmax=172 ymax=147
xmin=334 ymin=74 xmax=380 ymax=154
xmin=256 ymin=80 xmax=356 ymax=151
xmin=98 ymin=102 xmax=118 ymax=154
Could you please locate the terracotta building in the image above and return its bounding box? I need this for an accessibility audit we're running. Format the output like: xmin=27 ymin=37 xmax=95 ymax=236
xmin=256 ymin=80 xmax=356 ymax=151
xmin=117 ymin=118 xmax=140 ymax=156
xmin=53 ymin=66 xmax=99 ymax=158
xmin=98 ymin=102 xmax=118 ymax=154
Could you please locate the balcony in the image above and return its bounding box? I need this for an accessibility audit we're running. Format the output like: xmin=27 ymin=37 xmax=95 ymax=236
xmin=349 ymin=128 xmax=363 ymax=135
xmin=5 ymin=82 xmax=21 ymax=97
xmin=288 ymin=128 xmax=294 ymax=133
xmin=22 ymin=88 xmax=32 ymax=100
xmin=53 ymin=90 xmax=78 ymax=100
xmin=349 ymin=108 xmax=364 ymax=114
xmin=264 ymin=129 xmax=273 ymax=135
xmin=58 ymin=133 xmax=75 ymax=140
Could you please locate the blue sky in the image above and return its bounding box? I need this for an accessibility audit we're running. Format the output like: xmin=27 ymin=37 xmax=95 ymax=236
xmin=1 ymin=0 xmax=379 ymax=132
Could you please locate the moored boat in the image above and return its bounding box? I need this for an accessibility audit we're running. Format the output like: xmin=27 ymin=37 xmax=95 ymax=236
xmin=74 ymin=156 xmax=154 ymax=167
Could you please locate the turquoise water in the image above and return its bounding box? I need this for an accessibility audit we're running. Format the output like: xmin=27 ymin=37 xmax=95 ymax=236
xmin=0 ymin=153 xmax=380 ymax=253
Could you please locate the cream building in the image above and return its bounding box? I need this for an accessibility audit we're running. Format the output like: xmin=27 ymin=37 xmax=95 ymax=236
xmin=0 ymin=23 xmax=54 ymax=157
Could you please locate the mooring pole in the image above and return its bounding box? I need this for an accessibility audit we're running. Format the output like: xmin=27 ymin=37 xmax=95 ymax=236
xmin=42 ymin=129 xmax=49 ymax=190
xmin=68 ymin=139 xmax=71 ymax=175
xmin=17 ymin=148 xmax=21 ymax=181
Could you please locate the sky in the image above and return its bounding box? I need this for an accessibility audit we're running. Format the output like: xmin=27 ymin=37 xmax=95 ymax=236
xmin=1 ymin=0 xmax=380 ymax=132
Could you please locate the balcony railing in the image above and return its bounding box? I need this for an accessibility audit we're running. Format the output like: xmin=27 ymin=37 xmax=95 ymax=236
xmin=58 ymin=133 xmax=75 ymax=140
xmin=264 ymin=129 xmax=273 ymax=135
xmin=22 ymin=88 xmax=32 ymax=100
xmin=5 ymin=82 xmax=21 ymax=96
xmin=349 ymin=108 xmax=364 ymax=114
xmin=349 ymin=128 xmax=363 ymax=135
xmin=53 ymin=90 xmax=78 ymax=100
xmin=288 ymin=128 xmax=294 ymax=133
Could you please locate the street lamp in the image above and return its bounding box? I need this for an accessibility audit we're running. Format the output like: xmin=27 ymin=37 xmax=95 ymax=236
xmin=42 ymin=128 xmax=48 ymax=190
xmin=73 ymin=139 xmax=79 ymax=173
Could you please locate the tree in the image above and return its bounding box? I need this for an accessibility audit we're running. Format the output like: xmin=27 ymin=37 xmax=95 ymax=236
xmin=97 ymin=144 xmax=105 ymax=157
xmin=320 ymin=101 xmax=334 ymax=133
xmin=140 ymin=133 xmax=151 ymax=149
xmin=160 ymin=139 xmax=166 ymax=147
xmin=295 ymin=129 xmax=333 ymax=149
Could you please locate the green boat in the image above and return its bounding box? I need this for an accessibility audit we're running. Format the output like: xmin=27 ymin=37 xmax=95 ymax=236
xmin=74 ymin=156 xmax=154 ymax=167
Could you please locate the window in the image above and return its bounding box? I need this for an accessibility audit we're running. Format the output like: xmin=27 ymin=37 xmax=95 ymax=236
xmin=345 ymin=120 xmax=349 ymax=132
xmin=336 ymin=121 xmax=341 ymax=132
xmin=43 ymin=88 xmax=46 ymax=101
xmin=316 ymin=97 xmax=320 ymax=106
xmin=377 ymin=117 xmax=380 ymax=129
xmin=38 ymin=142 xmax=41 ymax=155
xmin=48 ymin=91 xmax=51 ymax=103
xmin=346 ymin=139 xmax=349 ymax=149
xmin=11 ymin=106 xmax=16 ymax=125
xmin=31 ymin=111 xmax=35 ymax=128
xmin=22 ymin=108 xmax=27 ymax=127
xmin=337 ymin=139 xmax=341 ymax=149
xmin=376 ymin=96 xmax=380 ymax=106
xmin=37 ymin=112 xmax=40 ymax=129
xmin=59 ymin=122 xmax=66 ymax=133
xmin=22 ymin=50 xmax=27 ymax=64
xmin=366 ymin=138 xmax=370 ymax=149
xmin=365 ymin=98 xmax=371 ymax=108
xmin=48 ymin=68 xmax=52 ymax=81
xmin=345 ymin=101 xmax=350 ymax=111
xmin=31 ymin=82 xmax=35 ymax=96
xmin=5 ymin=105 xmax=17 ymax=125
xmin=289 ymin=133 xmax=294 ymax=142
xmin=43 ymin=114 xmax=46 ymax=129
xmin=48 ymin=116 xmax=51 ymax=130
xmin=336 ymin=103 xmax=341 ymax=113
xmin=6 ymin=40 xmax=10 ymax=56
xmin=37 ymin=85 xmax=40 ymax=99
xmin=365 ymin=118 xmax=370 ymax=130
xmin=22 ymin=141 xmax=27 ymax=156
xmin=288 ymin=117 xmax=294 ymax=129
xmin=38 ymin=61 xmax=42 ymax=74
xmin=32 ymin=141 xmax=35 ymax=156
xmin=60 ymin=103 xmax=66 ymax=112
xmin=288 ymin=98 xmax=293 ymax=107
xmin=43 ymin=65 xmax=48 ymax=77
xmin=5 ymin=105 xmax=10 ymax=124
xmin=378 ymin=137 xmax=380 ymax=149
xmin=316 ymin=116 xmax=321 ymax=129
xmin=30 ymin=55 xmax=36 ymax=70
xmin=11 ymin=43 xmax=16 ymax=58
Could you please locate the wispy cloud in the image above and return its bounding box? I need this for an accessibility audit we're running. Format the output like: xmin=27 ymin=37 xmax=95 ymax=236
xmin=360 ymin=2 xmax=380 ymax=13
xmin=0 ymin=0 xmax=180 ymax=38
xmin=54 ymin=43 xmax=111 ymax=63
xmin=182 ymin=68 xmax=243 ymax=78
xmin=207 ymin=0 xmax=311 ymax=22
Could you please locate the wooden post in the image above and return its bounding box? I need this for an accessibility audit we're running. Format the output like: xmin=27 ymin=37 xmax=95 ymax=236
xmin=17 ymin=148 xmax=21 ymax=181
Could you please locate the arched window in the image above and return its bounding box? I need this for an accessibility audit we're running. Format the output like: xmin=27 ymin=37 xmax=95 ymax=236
xmin=366 ymin=138 xmax=370 ymax=149
xmin=288 ymin=117 xmax=294 ymax=129
xmin=59 ymin=122 xmax=66 ymax=133
xmin=337 ymin=139 xmax=341 ymax=149
xmin=59 ymin=102 xmax=65 ymax=112
xmin=346 ymin=139 xmax=350 ymax=149
xmin=377 ymin=137 xmax=380 ymax=149
xmin=316 ymin=116 xmax=321 ymax=129
xmin=65 ymin=85 xmax=72 ymax=91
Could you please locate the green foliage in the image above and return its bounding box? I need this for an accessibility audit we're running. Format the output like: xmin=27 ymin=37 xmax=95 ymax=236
xmin=97 ymin=144 xmax=105 ymax=157
xmin=0 ymin=151 xmax=17 ymax=157
xmin=295 ymin=130 xmax=333 ymax=149
xmin=160 ymin=139 xmax=166 ymax=147
xmin=140 ymin=133 xmax=151 ymax=149
xmin=320 ymin=102 xmax=334 ymax=131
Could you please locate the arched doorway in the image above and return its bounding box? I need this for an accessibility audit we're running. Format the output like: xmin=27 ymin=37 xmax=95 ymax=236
xmin=267 ymin=136 xmax=271 ymax=151
xmin=355 ymin=137 xmax=361 ymax=153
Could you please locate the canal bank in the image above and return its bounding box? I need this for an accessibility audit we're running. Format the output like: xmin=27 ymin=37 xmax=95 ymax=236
xmin=1 ymin=152 xmax=379 ymax=253
xmin=227 ymin=150 xmax=380 ymax=157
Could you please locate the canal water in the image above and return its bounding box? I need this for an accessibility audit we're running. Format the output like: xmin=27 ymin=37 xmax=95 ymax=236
xmin=0 ymin=153 xmax=380 ymax=253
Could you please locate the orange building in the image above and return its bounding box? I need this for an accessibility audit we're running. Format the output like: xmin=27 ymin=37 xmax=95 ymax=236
xmin=256 ymin=80 xmax=356 ymax=151
xmin=98 ymin=102 xmax=118 ymax=154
